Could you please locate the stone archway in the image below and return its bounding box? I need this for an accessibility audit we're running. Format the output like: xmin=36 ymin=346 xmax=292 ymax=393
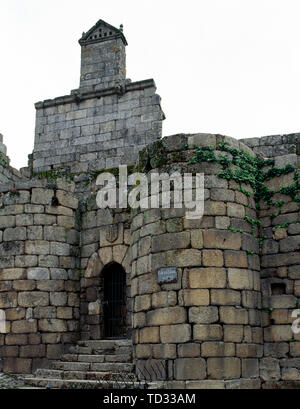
xmin=102 ymin=262 xmax=127 ymax=338
xmin=80 ymin=243 xmax=132 ymax=341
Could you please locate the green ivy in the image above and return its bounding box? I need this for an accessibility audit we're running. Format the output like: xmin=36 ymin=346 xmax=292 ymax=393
xmin=237 ymin=186 xmax=251 ymax=197
xmin=263 ymin=163 xmax=295 ymax=181
xmin=228 ymin=227 xmax=244 ymax=233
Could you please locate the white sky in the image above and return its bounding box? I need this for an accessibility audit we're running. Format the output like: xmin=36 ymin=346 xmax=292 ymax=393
xmin=1 ymin=0 xmax=300 ymax=169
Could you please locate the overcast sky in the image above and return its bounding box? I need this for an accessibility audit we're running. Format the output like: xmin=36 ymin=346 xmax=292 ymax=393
xmin=1 ymin=0 xmax=300 ymax=169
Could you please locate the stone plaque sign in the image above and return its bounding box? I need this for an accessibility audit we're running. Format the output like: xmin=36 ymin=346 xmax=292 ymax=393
xmin=157 ymin=267 xmax=177 ymax=284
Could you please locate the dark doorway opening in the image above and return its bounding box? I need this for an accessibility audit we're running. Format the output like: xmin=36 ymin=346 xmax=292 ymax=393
xmin=103 ymin=262 xmax=127 ymax=339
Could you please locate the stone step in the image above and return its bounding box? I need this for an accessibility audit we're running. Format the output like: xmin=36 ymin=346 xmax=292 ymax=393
xmin=61 ymin=354 xmax=79 ymax=362
xmin=24 ymin=378 xmax=103 ymax=389
xmin=34 ymin=369 xmax=117 ymax=380
xmin=78 ymin=339 xmax=132 ymax=349
xmin=69 ymin=346 xmax=92 ymax=354
xmin=102 ymin=354 xmax=132 ymax=363
xmin=35 ymin=369 xmax=64 ymax=379
xmin=24 ymin=377 xmax=143 ymax=389
xmin=51 ymin=360 xmax=134 ymax=373
xmin=60 ymin=353 xmax=132 ymax=363
xmin=69 ymin=340 xmax=133 ymax=355
xmin=77 ymin=340 xmax=116 ymax=349
xmin=51 ymin=361 xmax=91 ymax=371
xmin=90 ymin=362 xmax=134 ymax=373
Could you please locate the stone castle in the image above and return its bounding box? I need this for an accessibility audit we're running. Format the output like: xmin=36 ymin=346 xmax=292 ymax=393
xmin=0 ymin=19 xmax=300 ymax=389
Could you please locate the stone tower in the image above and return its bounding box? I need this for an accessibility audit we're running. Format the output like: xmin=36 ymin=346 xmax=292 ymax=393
xmin=32 ymin=19 xmax=164 ymax=174
xmin=78 ymin=20 xmax=127 ymax=93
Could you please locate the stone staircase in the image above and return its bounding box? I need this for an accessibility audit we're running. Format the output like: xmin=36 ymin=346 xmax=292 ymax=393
xmin=24 ymin=339 xmax=135 ymax=389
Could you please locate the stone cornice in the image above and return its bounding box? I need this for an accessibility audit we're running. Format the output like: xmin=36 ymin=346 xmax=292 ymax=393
xmin=35 ymin=79 xmax=156 ymax=109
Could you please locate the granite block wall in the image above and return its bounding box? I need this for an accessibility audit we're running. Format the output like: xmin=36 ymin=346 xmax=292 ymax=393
xmin=32 ymin=81 xmax=164 ymax=173
xmin=0 ymin=179 xmax=80 ymax=373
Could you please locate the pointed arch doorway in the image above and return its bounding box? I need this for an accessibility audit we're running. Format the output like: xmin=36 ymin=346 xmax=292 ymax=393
xmin=102 ymin=262 xmax=127 ymax=339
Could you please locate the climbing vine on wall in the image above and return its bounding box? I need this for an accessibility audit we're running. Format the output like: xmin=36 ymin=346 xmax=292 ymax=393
xmin=189 ymin=140 xmax=300 ymax=242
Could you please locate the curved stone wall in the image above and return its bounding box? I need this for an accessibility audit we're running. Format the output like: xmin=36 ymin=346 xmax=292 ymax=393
xmin=131 ymin=134 xmax=263 ymax=388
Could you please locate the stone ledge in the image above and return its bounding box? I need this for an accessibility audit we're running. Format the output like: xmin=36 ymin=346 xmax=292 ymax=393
xmin=35 ymin=79 xmax=157 ymax=109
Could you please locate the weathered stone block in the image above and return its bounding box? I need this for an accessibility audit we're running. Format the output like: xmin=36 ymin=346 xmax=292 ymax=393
xmin=27 ymin=268 xmax=50 ymax=280
xmin=259 ymin=358 xmax=280 ymax=381
xmin=37 ymin=280 xmax=64 ymax=292
xmin=0 ymin=281 xmax=12 ymax=292
xmin=13 ymin=280 xmax=36 ymax=291
xmin=264 ymin=325 xmax=293 ymax=342
xmin=264 ymin=343 xmax=289 ymax=358
xmin=20 ymin=345 xmax=46 ymax=358
xmin=135 ymin=344 xmax=152 ymax=358
xmin=189 ymin=268 xmax=226 ymax=289
xmin=0 ymin=216 xmax=15 ymax=229
xmin=189 ymin=306 xmax=219 ymax=324
xmin=202 ymin=250 xmax=224 ymax=267
xmin=25 ymin=241 xmax=50 ymax=255
xmin=56 ymin=190 xmax=78 ymax=209
xmin=152 ymin=291 xmax=177 ymax=308
xmin=0 ymin=268 xmax=25 ymax=280
xmin=11 ymin=320 xmax=37 ymax=333
xmin=178 ymin=289 xmax=209 ymax=306
xmin=3 ymin=227 xmax=26 ymax=241
xmin=191 ymin=230 xmax=203 ymax=249
xmin=133 ymin=312 xmax=146 ymax=328
xmin=219 ymin=306 xmax=248 ymax=324
xmin=207 ymin=357 xmax=241 ymax=379
xmin=193 ymin=324 xmax=223 ymax=341
xmin=27 ymin=226 xmax=43 ymax=241
xmin=160 ymin=324 xmax=191 ymax=343
xmin=0 ymin=292 xmax=17 ymax=308
xmin=50 ymin=242 xmax=70 ymax=256
xmin=139 ymin=327 xmax=159 ymax=343
xmin=204 ymin=200 xmax=226 ymax=216
xmin=211 ymin=289 xmax=241 ymax=306
xmin=38 ymin=319 xmax=68 ymax=332
xmin=241 ymin=358 xmax=259 ymax=378
xmin=47 ymin=344 xmax=65 ymax=359
xmin=174 ymin=358 xmax=206 ymax=380
xmin=282 ymin=367 xmax=300 ymax=381
xmin=50 ymin=292 xmax=67 ymax=306
xmin=178 ymin=343 xmax=200 ymax=358
xmin=5 ymin=334 xmax=28 ymax=345
xmin=3 ymin=358 xmax=31 ymax=374
xmin=201 ymin=342 xmax=235 ymax=357
xmin=16 ymin=214 xmax=33 ymax=226
xmin=203 ymin=230 xmax=241 ymax=250
xmin=152 ymin=344 xmax=177 ymax=359
xmin=228 ymin=269 xmax=254 ymax=290
xmin=18 ymin=292 xmax=49 ymax=307
xmin=236 ymin=344 xmax=263 ymax=358
xmin=31 ymin=188 xmax=54 ymax=205
xmin=269 ymin=295 xmax=297 ymax=309
xmin=138 ymin=273 xmax=160 ymax=294
xmin=147 ymin=307 xmax=186 ymax=326
xmin=225 ymin=251 xmax=247 ymax=268
xmin=0 ymin=346 xmax=19 ymax=357
xmin=134 ymin=295 xmax=151 ymax=312
xmin=15 ymin=256 xmax=37 ymax=268
xmin=33 ymin=306 xmax=56 ymax=319
xmin=152 ymin=232 xmax=190 ymax=253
